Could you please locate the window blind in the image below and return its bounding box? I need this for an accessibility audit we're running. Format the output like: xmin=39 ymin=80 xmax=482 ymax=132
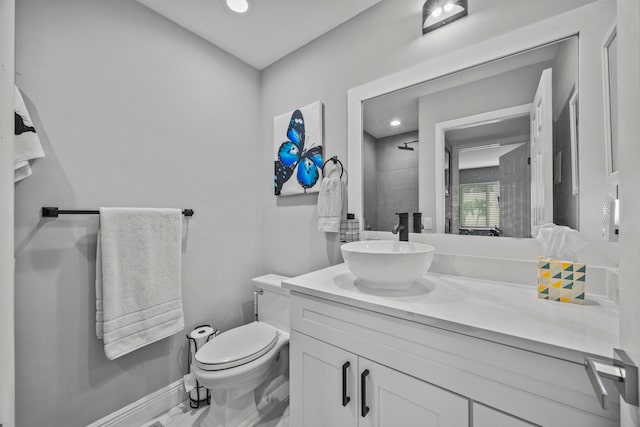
xmin=459 ymin=182 xmax=500 ymax=228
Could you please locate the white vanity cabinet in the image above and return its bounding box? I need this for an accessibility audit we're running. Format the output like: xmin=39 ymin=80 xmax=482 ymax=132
xmin=290 ymin=330 xmax=468 ymax=427
xmin=287 ymin=290 xmax=620 ymax=427
xmin=472 ymin=403 xmax=536 ymax=427
xmin=290 ymin=330 xmax=357 ymax=426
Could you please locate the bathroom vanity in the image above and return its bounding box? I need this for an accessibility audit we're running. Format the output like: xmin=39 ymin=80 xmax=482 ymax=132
xmin=283 ymin=264 xmax=619 ymax=427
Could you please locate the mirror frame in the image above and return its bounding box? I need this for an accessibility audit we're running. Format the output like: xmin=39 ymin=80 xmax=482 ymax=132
xmin=348 ymin=1 xmax=605 ymax=234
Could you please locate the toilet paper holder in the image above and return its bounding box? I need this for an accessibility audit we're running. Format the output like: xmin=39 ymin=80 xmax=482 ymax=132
xmin=187 ymin=324 xmax=218 ymax=408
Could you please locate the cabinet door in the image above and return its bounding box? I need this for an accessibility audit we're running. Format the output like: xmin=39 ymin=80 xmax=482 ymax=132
xmin=473 ymin=403 xmax=536 ymax=427
xmin=359 ymin=358 xmax=469 ymax=427
xmin=290 ymin=331 xmax=358 ymax=427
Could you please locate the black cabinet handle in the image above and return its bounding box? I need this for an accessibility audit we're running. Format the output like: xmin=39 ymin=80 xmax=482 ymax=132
xmin=361 ymin=369 xmax=370 ymax=417
xmin=342 ymin=361 xmax=351 ymax=406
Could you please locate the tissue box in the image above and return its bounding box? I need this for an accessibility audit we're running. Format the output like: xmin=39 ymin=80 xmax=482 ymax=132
xmin=537 ymin=257 xmax=586 ymax=304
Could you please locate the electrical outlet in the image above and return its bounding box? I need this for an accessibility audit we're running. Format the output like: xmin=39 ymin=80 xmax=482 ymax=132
xmin=602 ymin=197 xmax=619 ymax=242
xmin=423 ymin=217 xmax=432 ymax=230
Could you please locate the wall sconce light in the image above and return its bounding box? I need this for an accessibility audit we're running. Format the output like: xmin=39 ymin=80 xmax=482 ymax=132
xmin=422 ymin=0 xmax=468 ymax=34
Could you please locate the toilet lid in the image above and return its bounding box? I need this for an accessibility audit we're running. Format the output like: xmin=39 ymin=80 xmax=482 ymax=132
xmin=195 ymin=322 xmax=279 ymax=371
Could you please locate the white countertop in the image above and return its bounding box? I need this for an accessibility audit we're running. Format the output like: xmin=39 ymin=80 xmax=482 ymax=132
xmin=283 ymin=263 xmax=620 ymax=363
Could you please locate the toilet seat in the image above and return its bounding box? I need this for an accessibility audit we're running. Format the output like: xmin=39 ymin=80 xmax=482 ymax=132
xmin=195 ymin=322 xmax=279 ymax=371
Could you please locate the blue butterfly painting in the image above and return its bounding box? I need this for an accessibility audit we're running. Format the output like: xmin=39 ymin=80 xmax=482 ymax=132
xmin=274 ymin=108 xmax=323 ymax=195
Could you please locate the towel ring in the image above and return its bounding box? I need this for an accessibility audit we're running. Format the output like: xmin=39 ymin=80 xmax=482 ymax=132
xmin=322 ymin=156 xmax=344 ymax=179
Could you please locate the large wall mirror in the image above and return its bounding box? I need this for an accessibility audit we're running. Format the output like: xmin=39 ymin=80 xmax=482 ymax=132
xmin=349 ymin=1 xmax=617 ymax=242
xmin=363 ymin=38 xmax=578 ymax=238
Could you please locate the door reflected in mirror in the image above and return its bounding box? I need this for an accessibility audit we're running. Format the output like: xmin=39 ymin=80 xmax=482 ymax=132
xmin=445 ymin=114 xmax=531 ymax=238
xmin=603 ymin=23 xmax=619 ymax=181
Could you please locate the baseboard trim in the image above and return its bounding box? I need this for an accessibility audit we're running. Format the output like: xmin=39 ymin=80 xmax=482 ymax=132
xmin=86 ymin=378 xmax=186 ymax=427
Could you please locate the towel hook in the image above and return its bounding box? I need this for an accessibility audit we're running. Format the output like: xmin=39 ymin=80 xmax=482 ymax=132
xmin=322 ymin=156 xmax=344 ymax=179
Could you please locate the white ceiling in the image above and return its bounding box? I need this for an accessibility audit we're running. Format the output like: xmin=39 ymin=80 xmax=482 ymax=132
xmin=446 ymin=115 xmax=530 ymax=146
xmin=135 ymin=0 xmax=381 ymax=70
xmin=450 ymin=115 xmax=530 ymax=170
xmin=363 ymin=41 xmax=560 ymax=139
xmin=458 ymin=143 xmax=526 ymax=170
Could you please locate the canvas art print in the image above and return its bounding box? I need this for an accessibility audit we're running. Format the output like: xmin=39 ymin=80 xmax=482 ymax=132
xmin=274 ymin=101 xmax=324 ymax=196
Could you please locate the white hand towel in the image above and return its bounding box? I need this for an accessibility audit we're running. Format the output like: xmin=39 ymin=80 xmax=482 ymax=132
xmin=96 ymin=208 xmax=184 ymax=360
xmin=14 ymin=85 xmax=44 ymax=182
xmin=317 ymin=177 xmax=345 ymax=232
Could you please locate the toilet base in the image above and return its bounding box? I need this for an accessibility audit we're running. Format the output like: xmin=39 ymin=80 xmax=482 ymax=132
xmin=198 ymin=376 xmax=289 ymax=427
xmin=192 ymin=327 xmax=290 ymax=426
xmin=203 ymin=389 xmax=257 ymax=426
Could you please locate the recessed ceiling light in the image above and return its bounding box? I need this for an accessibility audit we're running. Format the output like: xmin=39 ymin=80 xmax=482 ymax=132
xmin=390 ymin=119 xmax=402 ymax=127
xmin=226 ymin=0 xmax=249 ymax=13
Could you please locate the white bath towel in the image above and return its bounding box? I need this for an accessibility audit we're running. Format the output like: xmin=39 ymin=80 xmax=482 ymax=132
xmin=14 ymin=85 xmax=44 ymax=182
xmin=317 ymin=177 xmax=345 ymax=232
xmin=96 ymin=208 xmax=184 ymax=360
xmin=13 ymin=161 xmax=32 ymax=182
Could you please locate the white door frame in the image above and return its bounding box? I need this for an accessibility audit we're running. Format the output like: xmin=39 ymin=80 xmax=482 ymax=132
xmin=0 ymin=1 xmax=15 ymax=426
xmin=528 ymin=68 xmax=554 ymax=234
xmin=433 ymin=104 xmax=531 ymax=233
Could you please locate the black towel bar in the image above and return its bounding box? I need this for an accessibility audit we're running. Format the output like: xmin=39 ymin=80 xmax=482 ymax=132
xmin=41 ymin=207 xmax=194 ymax=218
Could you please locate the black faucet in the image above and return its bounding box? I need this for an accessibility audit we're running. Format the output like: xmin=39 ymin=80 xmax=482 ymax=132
xmin=392 ymin=212 xmax=409 ymax=242
xmin=412 ymin=212 xmax=424 ymax=234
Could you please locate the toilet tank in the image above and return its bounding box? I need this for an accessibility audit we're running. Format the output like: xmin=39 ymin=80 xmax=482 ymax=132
xmin=252 ymin=274 xmax=290 ymax=332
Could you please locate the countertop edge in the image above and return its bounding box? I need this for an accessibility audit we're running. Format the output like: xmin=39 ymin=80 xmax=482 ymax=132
xmin=283 ymin=273 xmax=616 ymax=365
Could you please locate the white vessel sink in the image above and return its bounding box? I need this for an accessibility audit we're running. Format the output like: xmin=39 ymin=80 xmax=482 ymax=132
xmin=341 ymin=240 xmax=435 ymax=289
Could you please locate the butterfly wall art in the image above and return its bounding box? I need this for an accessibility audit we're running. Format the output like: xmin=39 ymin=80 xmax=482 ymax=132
xmin=274 ymin=101 xmax=324 ymax=196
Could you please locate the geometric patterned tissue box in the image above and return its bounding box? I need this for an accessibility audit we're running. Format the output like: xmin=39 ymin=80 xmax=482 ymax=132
xmin=537 ymin=256 xmax=586 ymax=304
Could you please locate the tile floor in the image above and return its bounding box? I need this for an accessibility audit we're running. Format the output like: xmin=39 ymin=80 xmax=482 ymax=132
xmin=141 ymin=400 xmax=290 ymax=427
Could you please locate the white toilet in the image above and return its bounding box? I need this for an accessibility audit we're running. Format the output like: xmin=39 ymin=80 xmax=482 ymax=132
xmin=192 ymin=274 xmax=290 ymax=426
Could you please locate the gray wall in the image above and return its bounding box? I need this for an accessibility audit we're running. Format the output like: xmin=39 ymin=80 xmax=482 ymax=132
xmin=14 ymin=1 xmax=261 ymax=426
xmin=554 ymin=101 xmax=580 ymax=229
xmin=374 ymin=131 xmax=419 ymax=231
xmin=459 ymin=167 xmax=500 ymax=185
xmin=0 ymin=1 xmax=15 ymax=426
xmin=259 ymin=0 xmax=598 ymax=276
xmin=551 ymin=37 xmax=579 ymax=229
xmin=552 ymin=37 xmax=579 ymax=121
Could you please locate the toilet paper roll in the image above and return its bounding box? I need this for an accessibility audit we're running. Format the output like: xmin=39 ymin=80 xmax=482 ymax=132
xmin=183 ymin=372 xmax=197 ymax=394
xmin=187 ymin=325 xmax=215 ymax=403
xmin=189 ymin=325 xmax=215 ymax=352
